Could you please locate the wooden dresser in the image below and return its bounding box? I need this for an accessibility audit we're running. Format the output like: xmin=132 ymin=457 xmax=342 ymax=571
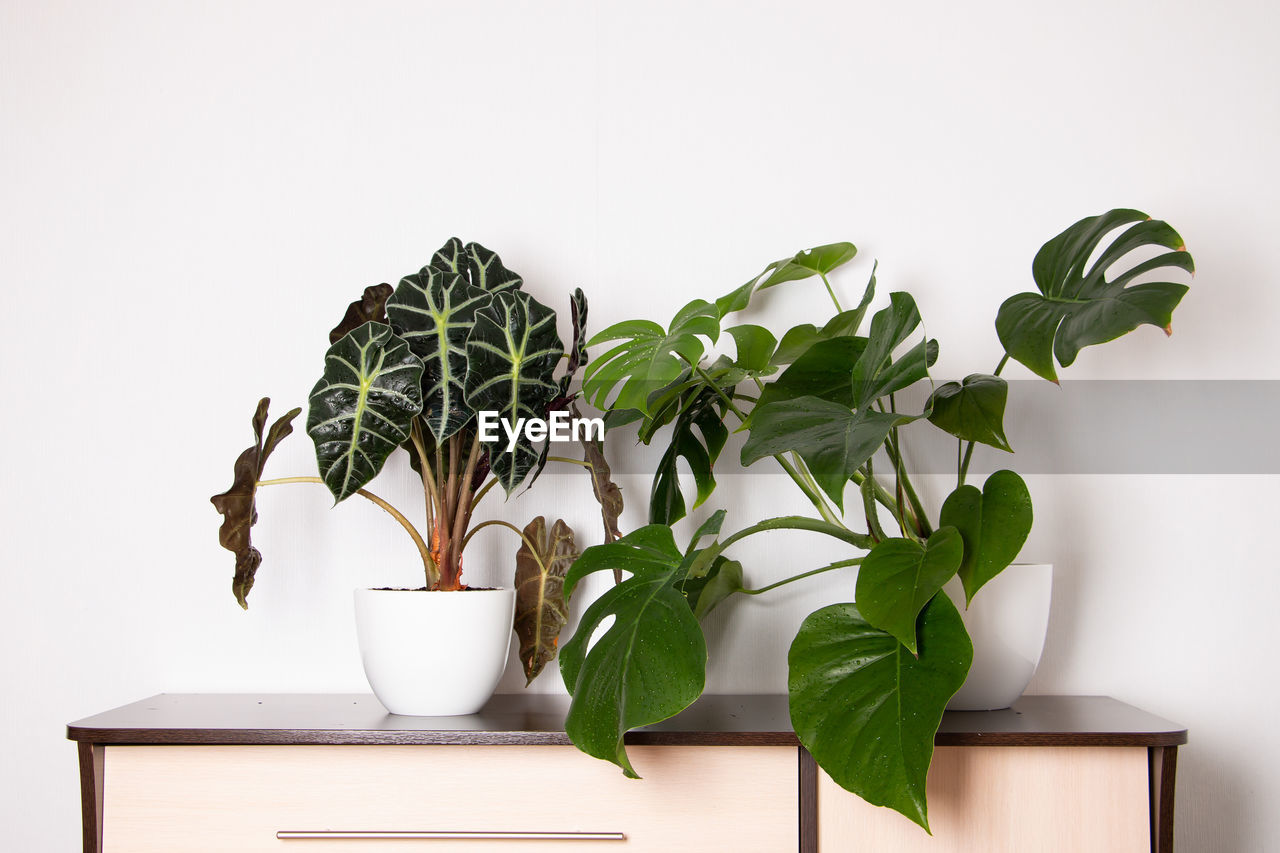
xmin=67 ymin=694 xmax=1185 ymax=852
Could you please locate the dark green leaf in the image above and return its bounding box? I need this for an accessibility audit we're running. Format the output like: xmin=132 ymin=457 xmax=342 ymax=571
xmin=927 ymin=373 xmax=1012 ymax=452
xmin=788 ymin=596 xmax=972 ymax=830
xmin=514 ymin=517 xmax=578 ymax=685
xmin=939 ymin=470 xmax=1033 ymax=604
xmin=565 ymin=287 xmax=589 ymax=382
xmin=851 ymin=292 xmax=927 ymax=406
xmin=996 ymin=209 xmax=1194 ymax=382
xmin=649 ymin=388 xmax=729 ymax=525
xmin=855 ymin=529 xmax=964 ymax=654
xmin=750 ymin=337 xmax=867 ymax=422
xmin=561 ymin=526 xmax=707 ymax=776
xmin=429 ymin=237 xmax=524 ymax=294
xmin=742 ymin=395 xmax=907 ymax=511
xmin=583 ymin=300 xmax=720 ymax=414
xmin=211 ymin=398 xmax=302 ymax=608
xmin=466 ymin=290 xmax=564 ymax=495
xmin=386 ymin=267 xmax=492 ymax=440
xmin=329 ymin=283 xmax=394 ymax=345
xmin=307 ymin=322 xmax=424 ymax=502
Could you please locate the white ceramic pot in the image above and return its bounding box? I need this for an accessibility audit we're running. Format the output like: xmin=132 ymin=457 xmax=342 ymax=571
xmin=353 ymin=587 xmax=516 ymax=716
xmin=945 ymin=563 xmax=1053 ymax=711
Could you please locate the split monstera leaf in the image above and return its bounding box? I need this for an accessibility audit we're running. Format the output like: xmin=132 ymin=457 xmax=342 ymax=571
xmin=213 ymin=239 xmax=620 ymax=684
xmin=558 ymin=209 xmax=1193 ymax=831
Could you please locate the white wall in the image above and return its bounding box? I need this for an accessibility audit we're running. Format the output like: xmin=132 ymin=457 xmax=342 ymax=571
xmin=2 ymin=1 xmax=1276 ymax=849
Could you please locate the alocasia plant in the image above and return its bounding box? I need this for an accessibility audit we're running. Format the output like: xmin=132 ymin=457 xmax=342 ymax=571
xmin=561 ymin=210 xmax=1193 ymax=829
xmin=211 ymin=239 xmax=621 ymax=684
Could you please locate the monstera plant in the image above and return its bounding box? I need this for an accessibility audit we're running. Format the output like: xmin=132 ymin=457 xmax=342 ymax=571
xmin=561 ymin=209 xmax=1193 ymax=828
xmin=211 ymin=239 xmax=622 ymax=686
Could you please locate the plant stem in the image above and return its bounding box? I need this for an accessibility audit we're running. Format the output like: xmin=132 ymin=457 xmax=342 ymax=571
xmin=256 ymin=477 xmax=439 ymax=587
xmin=818 ymin=272 xmax=844 ymax=313
xmin=684 ymin=355 xmax=850 ymax=530
xmin=461 ymin=518 xmax=540 ymax=555
xmin=958 ymin=353 xmax=1011 ymax=486
xmin=720 ymin=515 xmax=873 ymax=552
xmin=547 ymin=455 xmax=594 ymax=469
xmin=449 ymin=431 xmax=483 ymax=587
xmin=471 ymin=477 xmax=499 ymax=509
xmin=742 ymin=557 xmax=863 ymax=595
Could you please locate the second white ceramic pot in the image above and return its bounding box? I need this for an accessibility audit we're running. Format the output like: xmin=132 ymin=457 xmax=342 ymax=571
xmin=944 ymin=563 xmax=1053 ymax=711
xmin=353 ymin=587 xmax=516 ymax=716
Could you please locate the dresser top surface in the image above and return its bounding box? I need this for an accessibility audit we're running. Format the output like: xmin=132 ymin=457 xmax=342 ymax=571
xmin=67 ymin=693 xmax=1186 ymax=747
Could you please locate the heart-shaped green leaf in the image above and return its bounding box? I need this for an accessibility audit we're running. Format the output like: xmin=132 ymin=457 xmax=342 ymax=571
xmin=307 ymin=322 xmax=424 ymax=502
xmin=514 ymin=516 xmax=578 ymax=685
xmin=996 ymin=209 xmax=1194 ymax=382
xmin=583 ymin=299 xmax=720 ymax=414
xmin=855 ymin=529 xmax=964 ymax=654
xmin=386 ymin=267 xmax=492 ymax=441
xmin=939 ymin=470 xmax=1033 ymax=604
xmin=466 ymin=289 xmax=564 ymax=495
xmin=560 ymin=525 xmax=708 ymax=777
xmin=788 ymin=595 xmax=972 ymax=831
xmin=725 ymin=324 xmax=777 ymax=374
xmin=927 ymin=373 xmax=1012 ymax=452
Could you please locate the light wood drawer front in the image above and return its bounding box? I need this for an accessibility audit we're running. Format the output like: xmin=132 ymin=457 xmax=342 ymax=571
xmin=103 ymin=744 xmax=797 ymax=852
xmin=818 ymin=745 xmax=1150 ymax=852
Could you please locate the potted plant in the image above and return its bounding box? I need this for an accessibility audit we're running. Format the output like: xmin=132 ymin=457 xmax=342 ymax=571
xmin=560 ymin=209 xmax=1192 ymax=829
xmin=211 ymin=239 xmax=623 ymax=715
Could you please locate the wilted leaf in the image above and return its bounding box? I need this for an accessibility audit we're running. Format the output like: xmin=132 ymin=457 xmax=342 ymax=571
xmin=514 ymin=517 xmax=579 ymax=685
xmin=210 ymin=398 xmax=302 ymax=608
xmin=329 ymin=283 xmax=394 ymax=345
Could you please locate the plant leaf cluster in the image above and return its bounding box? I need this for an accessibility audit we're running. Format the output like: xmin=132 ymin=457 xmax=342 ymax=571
xmin=559 ymin=210 xmax=1193 ymax=827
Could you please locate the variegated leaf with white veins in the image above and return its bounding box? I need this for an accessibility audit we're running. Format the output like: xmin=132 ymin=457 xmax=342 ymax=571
xmin=466 ymin=290 xmax=563 ymax=494
xmin=307 ymin=322 xmax=424 ymax=502
xmin=428 ymin=237 xmax=523 ymax=294
xmin=386 ymin=267 xmax=492 ymax=441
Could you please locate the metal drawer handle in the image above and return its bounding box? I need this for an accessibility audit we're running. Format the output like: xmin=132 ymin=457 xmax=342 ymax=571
xmin=277 ymin=830 xmax=626 ymax=841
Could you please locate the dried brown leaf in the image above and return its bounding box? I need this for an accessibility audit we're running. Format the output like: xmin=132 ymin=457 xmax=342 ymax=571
xmin=514 ymin=517 xmax=578 ymax=685
xmin=210 ymin=398 xmax=301 ymax=608
xmin=329 ymin=283 xmax=394 ymax=344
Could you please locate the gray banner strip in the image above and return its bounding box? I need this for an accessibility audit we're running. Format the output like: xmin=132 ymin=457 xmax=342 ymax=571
xmin=582 ymin=381 xmax=1280 ymax=476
